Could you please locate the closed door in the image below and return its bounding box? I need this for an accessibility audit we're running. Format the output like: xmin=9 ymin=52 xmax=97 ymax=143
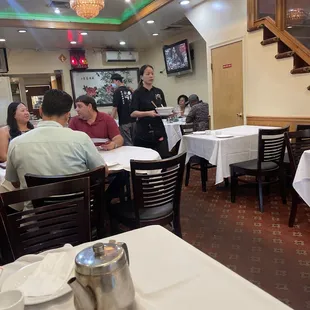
xmin=211 ymin=41 xmax=244 ymax=129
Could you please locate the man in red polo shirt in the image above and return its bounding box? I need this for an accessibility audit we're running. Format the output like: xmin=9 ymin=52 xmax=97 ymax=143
xmin=69 ymin=95 xmax=124 ymax=150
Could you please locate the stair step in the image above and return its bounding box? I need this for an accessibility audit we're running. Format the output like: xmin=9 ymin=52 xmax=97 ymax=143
xmin=248 ymin=24 xmax=264 ymax=32
xmin=290 ymin=67 xmax=310 ymax=74
xmin=275 ymin=51 xmax=295 ymax=59
xmin=261 ymin=37 xmax=280 ymax=46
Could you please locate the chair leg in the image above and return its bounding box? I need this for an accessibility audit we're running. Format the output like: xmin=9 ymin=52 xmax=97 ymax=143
xmin=185 ymin=163 xmax=191 ymax=187
xmin=288 ymin=190 xmax=298 ymax=227
xmin=173 ymin=217 xmax=182 ymax=238
xmin=200 ymin=158 xmax=207 ymax=192
xmin=257 ymin=176 xmax=264 ymax=213
xmin=230 ymin=169 xmax=238 ymax=203
xmin=224 ymin=178 xmax=229 ymax=187
xmin=279 ymin=168 xmax=287 ymax=204
xmin=265 ymin=176 xmax=270 ymax=195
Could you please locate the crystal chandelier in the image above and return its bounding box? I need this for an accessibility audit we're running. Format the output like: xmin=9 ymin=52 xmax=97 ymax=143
xmin=287 ymin=8 xmax=309 ymax=26
xmin=70 ymin=0 xmax=105 ymax=19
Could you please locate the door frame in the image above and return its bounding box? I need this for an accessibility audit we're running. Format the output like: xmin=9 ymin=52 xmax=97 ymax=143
xmin=207 ymin=36 xmax=247 ymax=129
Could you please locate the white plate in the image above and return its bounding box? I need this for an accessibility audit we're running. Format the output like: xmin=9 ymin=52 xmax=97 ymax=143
xmin=216 ymin=134 xmax=234 ymax=138
xmin=2 ymin=262 xmax=72 ymax=305
xmin=91 ymin=138 xmax=109 ymax=144
xmin=193 ymin=131 xmax=206 ymax=135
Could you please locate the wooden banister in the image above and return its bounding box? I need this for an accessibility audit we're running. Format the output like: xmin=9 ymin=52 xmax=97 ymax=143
xmin=248 ymin=0 xmax=310 ymax=66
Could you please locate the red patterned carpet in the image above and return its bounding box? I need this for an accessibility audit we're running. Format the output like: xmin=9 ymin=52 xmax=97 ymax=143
xmin=181 ymin=168 xmax=310 ymax=310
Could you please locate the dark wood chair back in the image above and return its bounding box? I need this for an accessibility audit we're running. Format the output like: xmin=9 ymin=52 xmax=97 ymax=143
xmin=25 ymin=166 xmax=105 ymax=238
xmin=296 ymin=124 xmax=310 ymax=131
xmin=0 ymin=178 xmax=91 ymax=260
xmin=130 ymin=153 xmax=186 ymax=226
xmin=180 ymin=124 xmax=194 ymax=136
xmin=257 ymin=126 xmax=289 ymax=169
xmin=285 ymin=129 xmax=310 ymax=176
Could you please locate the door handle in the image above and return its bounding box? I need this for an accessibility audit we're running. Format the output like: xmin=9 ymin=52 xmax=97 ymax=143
xmin=236 ymin=113 xmax=243 ymax=117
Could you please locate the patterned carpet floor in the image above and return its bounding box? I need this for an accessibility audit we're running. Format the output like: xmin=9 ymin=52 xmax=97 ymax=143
xmin=180 ymin=168 xmax=310 ymax=310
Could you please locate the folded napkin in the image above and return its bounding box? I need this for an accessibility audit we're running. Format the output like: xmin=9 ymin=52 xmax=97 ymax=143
xmin=18 ymin=251 xmax=75 ymax=297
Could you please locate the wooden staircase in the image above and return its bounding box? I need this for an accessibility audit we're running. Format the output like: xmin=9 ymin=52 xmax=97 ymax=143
xmin=247 ymin=1 xmax=310 ymax=91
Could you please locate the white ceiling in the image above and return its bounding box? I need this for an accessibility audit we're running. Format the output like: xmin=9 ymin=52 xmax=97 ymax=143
xmin=0 ymin=0 xmax=201 ymax=50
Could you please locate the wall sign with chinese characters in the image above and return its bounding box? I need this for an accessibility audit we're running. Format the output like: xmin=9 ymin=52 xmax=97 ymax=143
xmin=223 ymin=63 xmax=232 ymax=69
xmin=70 ymin=68 xmax=139 ymax=107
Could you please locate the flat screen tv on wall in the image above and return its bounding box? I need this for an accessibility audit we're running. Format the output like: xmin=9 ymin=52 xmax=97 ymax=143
xmin=0 ymin=48 xmax=8 ymax=73
xmin=163 ymin=39 xmax=192 ymax=76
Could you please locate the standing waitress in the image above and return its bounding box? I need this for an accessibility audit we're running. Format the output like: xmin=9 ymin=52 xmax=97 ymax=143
xmin=131 ymin=65 xmax=170 ymax=158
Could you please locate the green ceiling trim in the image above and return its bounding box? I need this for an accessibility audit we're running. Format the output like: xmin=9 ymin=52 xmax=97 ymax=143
xmin=0 ymin=0 xmax=154 ymax=25
xmin=121 ymin=0 xmax=153 ymax=21
xmin=0 ymin=12 xmax=121 ymax=24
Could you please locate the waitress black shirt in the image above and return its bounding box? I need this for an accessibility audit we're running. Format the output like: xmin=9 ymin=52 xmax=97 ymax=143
xmin=131 ymin=86 xmax=167 ymax=140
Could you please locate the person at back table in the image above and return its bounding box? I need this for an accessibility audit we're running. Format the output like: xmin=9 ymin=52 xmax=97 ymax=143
xmin=0 ymin=102 xmax=34 ymax=162
xmin=69 ymin=95 xmax=124 ymax=150
xmin=185 ymin=94 xmax=209 ymax=131
xmin=110 ymin=73 xmax=135 ymax=146
xmin=5 ymin=89 xmax=107 ymax=192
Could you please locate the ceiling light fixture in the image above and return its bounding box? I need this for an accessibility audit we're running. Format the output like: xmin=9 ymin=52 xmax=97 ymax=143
xmin=147 ymin=20 xmax=155 ymax=24
xmin=125 ymin=0 xmax=131 ymax=3
xmin=54 ymin=7 xmax=61 ymax=14
xmin=120 ymin=41 xmax=126 ymax=45
xmin=152 ymin=33 xmax=159 ymax=36
xmin=180 ymin=0 xmax=190 ymax=5
xmin=18 ymin=29 xmax=27 ymax=33
xmin=70 ymin=41 xmax=77 ymax=44
xmin=0 ymin=39 xmax=6 ymax=42
xmin=70 ymin=0 xmax=105 ymax=19
xmin=81 ymin=32 xmax=88 ymax=35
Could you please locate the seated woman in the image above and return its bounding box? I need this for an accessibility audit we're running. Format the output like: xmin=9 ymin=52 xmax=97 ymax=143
xmin=0 ymin=102 xmax=33 ymax=162
xmin=174 ymin=95 xmax=191 ymax=117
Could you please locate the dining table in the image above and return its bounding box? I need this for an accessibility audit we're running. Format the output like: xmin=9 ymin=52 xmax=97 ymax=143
xmin=178 ymin=125 xmax=277 ymax=184
xmin=162 ymin=118 xmax=186 ymax=151
xmin=293 ymin=149 xmax=310 ymax=206
xmin=0 ymin=225 xmax=291 ymax=310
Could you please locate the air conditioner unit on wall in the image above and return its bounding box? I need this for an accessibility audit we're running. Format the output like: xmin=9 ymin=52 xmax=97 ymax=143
xmin=105 ymin=51 xmax=139 ymax=63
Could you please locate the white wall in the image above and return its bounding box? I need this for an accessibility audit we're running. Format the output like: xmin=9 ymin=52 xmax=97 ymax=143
xmin=140 ymin=30 xmax=208 ymax=107
xmin=186 ymin=0 xmax=310 ymax=118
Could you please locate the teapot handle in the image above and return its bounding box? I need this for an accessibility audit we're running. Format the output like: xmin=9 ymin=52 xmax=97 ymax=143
xmin=118 ymin=242 xmax=130 ymax=266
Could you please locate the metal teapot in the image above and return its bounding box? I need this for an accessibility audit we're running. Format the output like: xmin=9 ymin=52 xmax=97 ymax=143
xmin=68 ymin=240 xmax=135 ymax=310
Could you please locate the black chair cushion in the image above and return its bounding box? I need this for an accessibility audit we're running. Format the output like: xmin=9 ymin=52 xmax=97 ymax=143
xmin=109 ymin=201 xmax=173 ymax=221
xmin=231 ymin=159 xmax=278 ymax=171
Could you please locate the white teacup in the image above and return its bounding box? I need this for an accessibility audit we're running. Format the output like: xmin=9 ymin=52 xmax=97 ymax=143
xmin=0 ymin=290 xmax=24 ymax=310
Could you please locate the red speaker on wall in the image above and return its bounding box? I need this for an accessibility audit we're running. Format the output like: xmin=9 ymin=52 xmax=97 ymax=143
xmin=70 ymin=49 xmax=88 ymax=69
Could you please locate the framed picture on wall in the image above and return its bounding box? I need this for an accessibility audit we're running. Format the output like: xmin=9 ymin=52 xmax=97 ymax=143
xmin=70 ymin=68 xmax=139 ymax=107
xmin=0 ymin=48 xmax=9 ymax=73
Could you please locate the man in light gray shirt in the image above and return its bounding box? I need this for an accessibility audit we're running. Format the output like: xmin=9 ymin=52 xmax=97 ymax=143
xmin=5 ymin=89 xmax=106 ymax=190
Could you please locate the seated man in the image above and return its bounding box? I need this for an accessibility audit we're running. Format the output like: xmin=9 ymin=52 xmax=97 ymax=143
xmin=5 ymin=89 xmax=106 ymax=192
xmin=69 ymin=95 xmax=124 ymax=151
xmin=186 ymin=94 xmax=209 ymax=131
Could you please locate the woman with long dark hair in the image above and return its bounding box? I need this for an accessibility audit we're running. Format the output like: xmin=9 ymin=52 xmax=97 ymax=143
xmin=130 ymin=65 xmax=170 ymax=158
xmin=0 ymin=102 xmax=33 ymax=162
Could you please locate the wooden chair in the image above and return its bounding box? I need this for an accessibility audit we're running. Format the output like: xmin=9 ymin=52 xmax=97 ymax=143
xmin=25 ymin=166 xmax=106 ymax=239
xmin=180 ymin=124 xmax=215 ymax=192
xmin=0 ymin=178 xmax=91 ymax=261
xmin=230 ymin=126 xmax=289 ymax=212
xmin=285 ymin=129 xmax=310 ymax=227
xmin=108 ymin=153 xmax=186 ymax=238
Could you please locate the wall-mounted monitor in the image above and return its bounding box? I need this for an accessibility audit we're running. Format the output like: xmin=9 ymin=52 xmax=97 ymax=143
xmin=0 ymin=48 xmax=8 ymax=73
xmin=163 ymin=39 xmax=192 ymax=76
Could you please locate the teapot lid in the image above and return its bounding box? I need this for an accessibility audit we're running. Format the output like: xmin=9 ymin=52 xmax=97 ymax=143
xmin=75 ymin=240 xmax=127 ymax=276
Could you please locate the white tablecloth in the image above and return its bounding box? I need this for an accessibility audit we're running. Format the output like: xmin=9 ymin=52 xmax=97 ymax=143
xmin=293 ymin=149 xmax=310 ymax=206
xmin=0 ymin=168 xmax=5 ymax=184
xmin=100 ymin=146 xmax=160 ymax=171
xmin=0 ymin=226 xmax=291 ymax=310
xmin=163 ymin=119 xmax=186 ymax=151
xmin=179 ymin=125 xmax=276 ymax=184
